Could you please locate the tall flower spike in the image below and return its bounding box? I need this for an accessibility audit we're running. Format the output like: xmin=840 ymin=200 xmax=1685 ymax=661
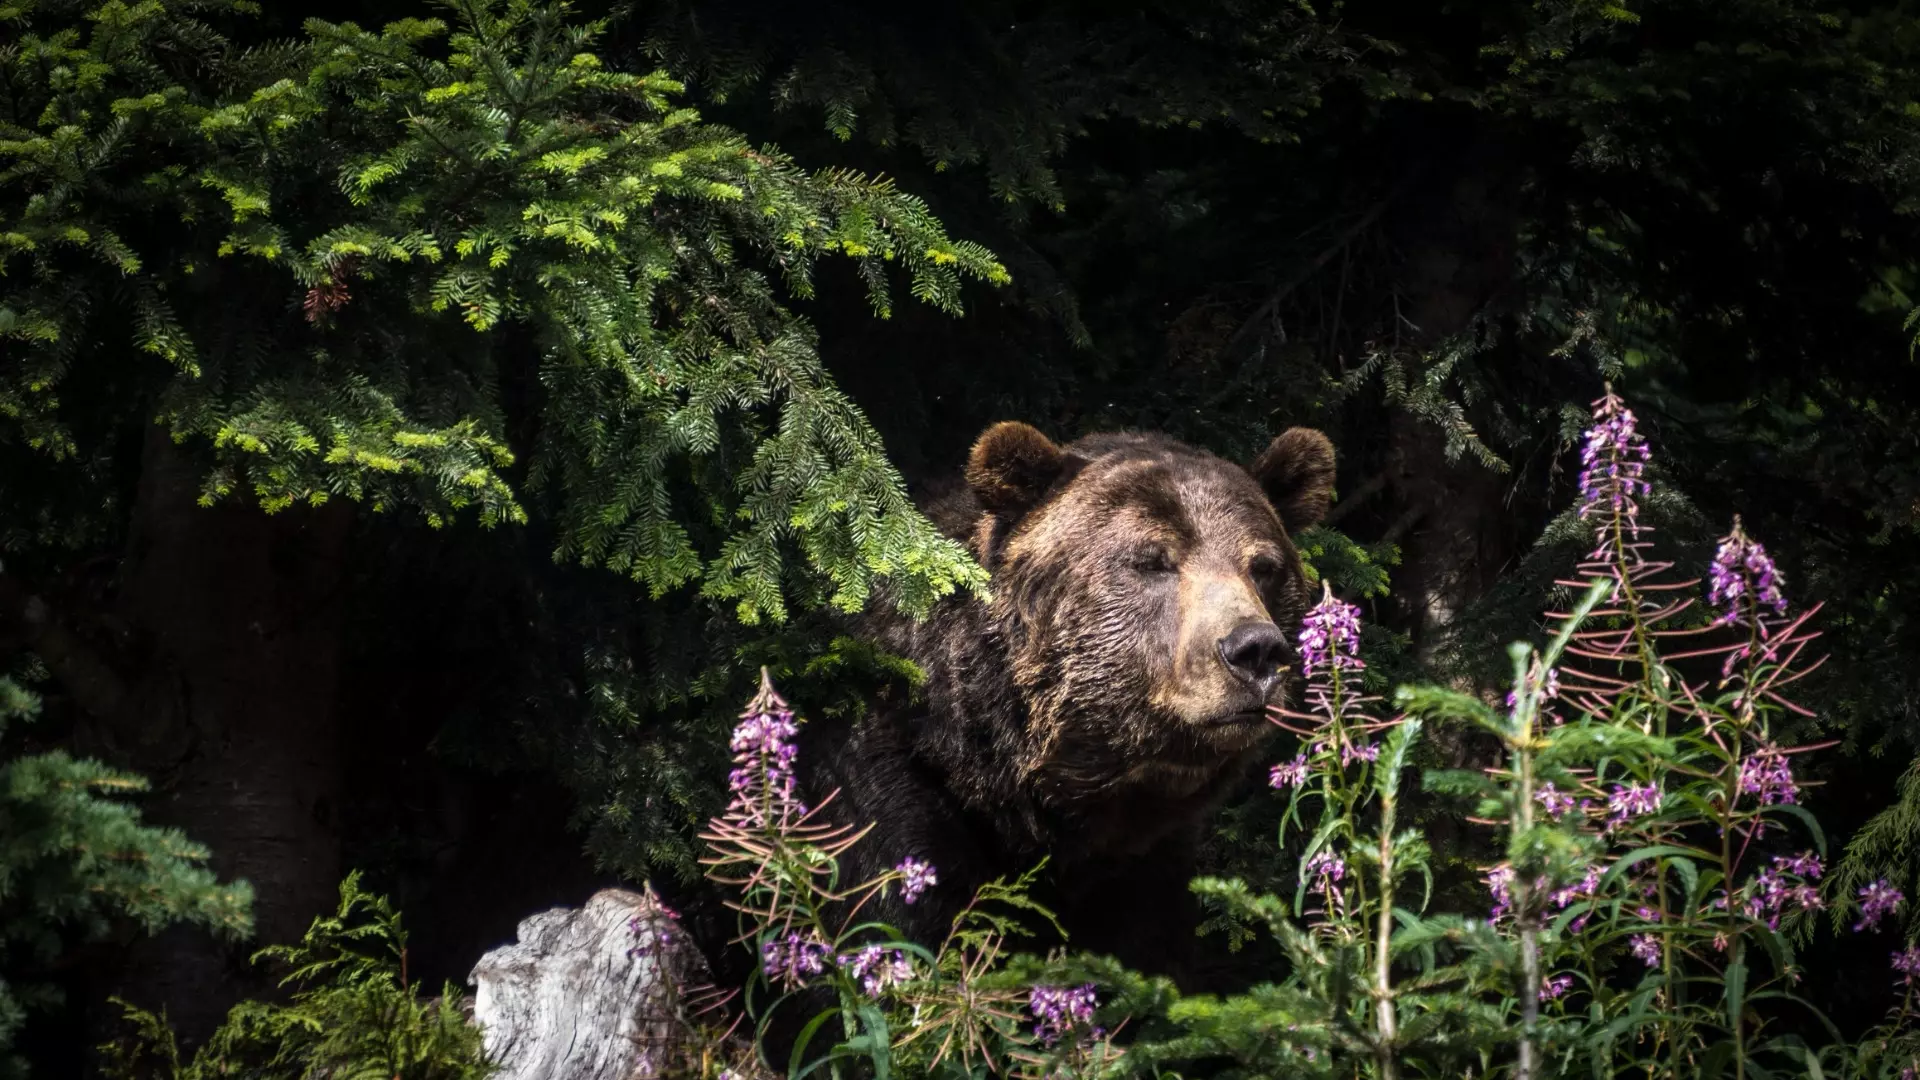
xmin=1544 ymin=389 xmax=1705 ymax=723
xmin=1298 ymin=581 xmax=1365 ymax=678
xmin=724 ymin=675 xmax=807 ymax=828
xmin=1271 ymin=581 xmax=1383 ymax=779
xmin=697 ymin=672 xmax=873 ymax=973
xmin=1709 ymin=516 xmax=1788 ymax=628
xmin=1702 ymin=515 xmax=1825 ymax=713
xmin=1577 ymin=388 xmax=1654 ymax=555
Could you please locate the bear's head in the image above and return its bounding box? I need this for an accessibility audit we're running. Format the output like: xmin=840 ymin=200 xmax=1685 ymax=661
xmin=962 ymin=421 xmax=1337 ymax=839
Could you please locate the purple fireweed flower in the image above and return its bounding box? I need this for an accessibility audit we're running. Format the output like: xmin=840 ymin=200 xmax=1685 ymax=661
xmin=1305 ymin=849 xmax=1348 ymax=918
xmin=726 ymin=696 xmax=807 ymax=825
xmin=1776 ymin=851 xmax=1823 ymax=878
xmin=625 ymin=908 xmax=680 ymax=959
xmin=1298 ymin=582 xmax=1365 ymax=679
xmin=841 ymin=945 xmax=914 ymax=997
xmin=1487 ymin=865 xmax=1516 ymax=922
xmin=1030 ymin=983 xmax=1098 ymax=1046
xmin=1340 ymin=740 xmax=1381 ymax=767
xmin=1270 ymin=754 xmax=1310 ymax=789
xmin=1630 ymin=933 xmax=1662 ymax=967
xmin=1506 ymin=665 xmax=1562 ymax=710
xmin=761 ymin=931 xmax=830 ymax=989
xmin=1606 ymin=782 xmax=1662 ymax=828
xmin=1550 ymin=865 xmax=1604 ymax=910
xmin=1788 ymin=885 xmax=1824 ymax=911
xmin=1741 ymin=865 xmax=1823 ymax=930
xmin=1708 ymin=517 xmax=1789 ymax=628
xmin=1535 ymin=781 xmax=1577 ymax=820
xmin=730 ymin=708 xmax=799 ymax=756
xmin=1894 ymin=945 xmax=1920 ymax=985
xmin=1739 ymin=749 xmax=1800 ymax=807
xmin=1550 ymin=864 xmax=1605 ymax=933
xmin=1857 ymin=879 xmax=1905 ymax=933
xmin=1539 ymin=973 xmax=1575 ymax=1002
xmin=896 ymin=857 xmax=937 ymax=904
xmin=1577 ymin=391 xmax=1654 ymax=546
xmin=1305 ymin=850 xmax=1347 ymax=885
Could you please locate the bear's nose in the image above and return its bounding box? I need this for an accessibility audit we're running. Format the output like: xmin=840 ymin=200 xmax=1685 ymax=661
xmin=1218 ymin=622 xmax=1293 ymax=693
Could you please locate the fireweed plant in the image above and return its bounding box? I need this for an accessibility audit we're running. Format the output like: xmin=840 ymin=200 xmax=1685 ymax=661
xmin=698 ymin=391 xmax=1913 ymax=1079
xmin=1399 ymin=390 xmax=1886 ymax=1078
xmin=1135 ymin=390 xmax=1914 ymax=1080
xmin=696 ymin=673 xmax=1121 ymax=1079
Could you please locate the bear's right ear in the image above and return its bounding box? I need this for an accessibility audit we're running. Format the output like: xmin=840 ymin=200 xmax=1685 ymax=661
xmin=1250 ymin=427 xmax=1337 ymax=533
xmin=966 ymin=421 xmax=1081 ymax=521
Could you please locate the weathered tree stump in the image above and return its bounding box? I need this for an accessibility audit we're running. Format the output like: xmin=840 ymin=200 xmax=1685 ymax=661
xmin=469 ymin=886 xmax=723 ymax=1080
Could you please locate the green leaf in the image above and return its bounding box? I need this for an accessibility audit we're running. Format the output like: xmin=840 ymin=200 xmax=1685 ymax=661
xmin=1374 ymin=718 xmax=1423 ymax=801
xmin=1598 ymin=846 xmax=1709 ymax=894
xmin=1724 ymin=956 xmax=1747 ymax=1033
xmin=1395 ymin=684 xmax=1502 ymax=734
xmin=789 ymin=1009 xmax=841 ymax=1078
xmin=855 ymin=1003 xmax=892 ymax=1080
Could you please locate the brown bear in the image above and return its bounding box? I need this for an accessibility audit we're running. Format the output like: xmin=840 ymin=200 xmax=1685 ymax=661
xmin=799 ymin=420 xmax=1337 ymax=981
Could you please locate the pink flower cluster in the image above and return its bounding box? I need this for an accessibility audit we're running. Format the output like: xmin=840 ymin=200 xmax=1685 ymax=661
xmin=841 ymin=944 xmax=914 ymax=997
xmin=1740 ymin=853 xmax=1824 ymax=930
xmin=1269 ymin=754 xmax=1310 ymax=789
xmin=1708 ymin=518 xmax=1788 ymax=628
xmin=1858 ymin=878 xmax=1906 ymax=933
xmin=1298 ymin=584 xmax=1365 ymax=678
xmin=1893 ymin=944 xmax=1920 ymax=985
xmin=761 ymin=931 xmax=830 ymax=989
xmin=1534 ymin=781 xmax=1577 ymax=820
xmin=1029 ymin=983 xmax=1099 ymax=1046
xmin=1605 ymin=782 xmax=1662 ymax=829
xmin=727 ymin=702 xmax=805 ymax=825
xmin=896 ymin=856 xmax=937 ymax=904
xmin=1738 ymin=749 xmax=1799 ymax=807
xmin=1577 ymin=391 xmax=1654 ymax=548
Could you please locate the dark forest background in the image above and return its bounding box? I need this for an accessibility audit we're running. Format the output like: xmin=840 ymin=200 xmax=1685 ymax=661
xmin=10 ymin=0 xmax=1920 ymax=1073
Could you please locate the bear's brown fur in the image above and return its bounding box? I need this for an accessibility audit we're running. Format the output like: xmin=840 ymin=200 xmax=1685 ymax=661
xmin=800 ymin=421 xmax=1337 ymax=980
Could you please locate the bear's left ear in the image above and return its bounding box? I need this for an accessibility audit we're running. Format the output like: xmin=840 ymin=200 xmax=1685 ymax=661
xmin=967 ymin=421 xmax=1083 ymax=522
xmin=1250 ymin=428 xmax=1337 ymax=533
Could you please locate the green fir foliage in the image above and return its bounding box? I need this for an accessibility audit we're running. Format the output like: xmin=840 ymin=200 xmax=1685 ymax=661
xmin=100 ymin=871 xmax=491 ymax=1080
xmin=0 ymin=0 xmax=1004 ymax=625
xmin=0 ymin=674 xmax=252 ymax=1080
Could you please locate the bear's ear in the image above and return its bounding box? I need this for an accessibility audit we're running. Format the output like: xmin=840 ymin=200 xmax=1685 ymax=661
xmin=1250 ymin=427 xmax=1337 ymax=533
xmin=967 ymin=421 xmax=1081 ymax=520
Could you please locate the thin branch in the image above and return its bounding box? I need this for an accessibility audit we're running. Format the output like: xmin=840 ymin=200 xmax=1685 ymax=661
xmin=1322 ymin=471 xmax=1389 ymax=527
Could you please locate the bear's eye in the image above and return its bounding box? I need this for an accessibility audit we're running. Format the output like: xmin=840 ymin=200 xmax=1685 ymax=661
xmin=1128 ymin=545 xmax=1177 ymax=575
xmin=1249 ymin=554 xmax=1287 ymax=586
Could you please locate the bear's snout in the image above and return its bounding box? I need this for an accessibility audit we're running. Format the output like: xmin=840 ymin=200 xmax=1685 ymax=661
xmin=1217 ymin=621 xmax=1292 ymax=699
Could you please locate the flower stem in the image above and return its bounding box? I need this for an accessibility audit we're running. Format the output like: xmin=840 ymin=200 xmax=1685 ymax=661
xmin=1375 ymin=786 xmax=1398 ymax=1080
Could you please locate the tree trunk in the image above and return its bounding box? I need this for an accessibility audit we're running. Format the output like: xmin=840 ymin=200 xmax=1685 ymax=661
xmin=78 ymin=425 xmax=355 ymax=1047
xmin=1384 ymin=145 xmax=1523 ymax=665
